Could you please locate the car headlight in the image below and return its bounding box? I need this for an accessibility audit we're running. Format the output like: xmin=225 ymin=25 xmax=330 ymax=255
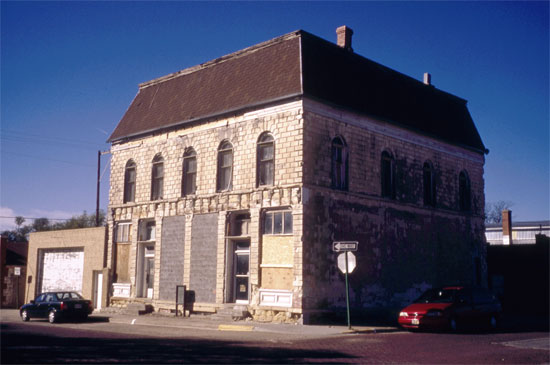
xmin=425 ymin=310 xmax=443 ymax=317
xmin=399 ymin=312 xmax=408 ymax=317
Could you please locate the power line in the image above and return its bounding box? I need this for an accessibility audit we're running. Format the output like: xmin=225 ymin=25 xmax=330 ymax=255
xmin=0 ymin=216 xmax=72 ymax=221
xmin=1 ymin=151 xmax=97 ymax=167
xmin=1 ymin=129 xmax=108 ymax=148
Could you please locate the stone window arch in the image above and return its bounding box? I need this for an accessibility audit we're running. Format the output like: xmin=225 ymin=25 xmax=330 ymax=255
xmin=331 ymin=136 xmax=348 ymax=190
xmin=217 ymin=140 xmax=233 ymax=192
xmin=257 ymin=132 xmax=275 ymax=187
xmin=182 ymin=148 xmax=197 ymax=196
xmin=459 ymin=170 xmax=471 ymax=211
xmin=151 ymin=154 xmax=164 ymax=200
xmin=381 ymin=150 xmax=395 ymax=199
xmin=123 ymin=159 xmax=136 ymax=203
xmin=423 ymin=161 xmax=436 ymax=207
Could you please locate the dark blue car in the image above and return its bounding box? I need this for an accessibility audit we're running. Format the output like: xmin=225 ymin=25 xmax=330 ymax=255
xmin=20 ymin=291 xmax=93 ymax=323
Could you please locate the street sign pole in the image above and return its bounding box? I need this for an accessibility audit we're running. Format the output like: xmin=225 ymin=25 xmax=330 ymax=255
xmin=345 ymin=251 xmax=351 ymax=329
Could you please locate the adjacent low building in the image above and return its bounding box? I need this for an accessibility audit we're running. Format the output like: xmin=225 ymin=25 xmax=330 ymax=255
xmin=24 ymin=227 xmax=108 ymax=310
xmin=106 ymin=26 xmax=487 ymax=323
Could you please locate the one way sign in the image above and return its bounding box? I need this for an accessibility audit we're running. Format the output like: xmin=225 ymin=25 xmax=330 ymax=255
xmin=332 ymin=241 xmax=358 ymax=252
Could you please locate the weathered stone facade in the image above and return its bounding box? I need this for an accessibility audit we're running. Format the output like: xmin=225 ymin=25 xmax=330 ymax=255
xmin=106 ymin=28 xmax=487 ymax=323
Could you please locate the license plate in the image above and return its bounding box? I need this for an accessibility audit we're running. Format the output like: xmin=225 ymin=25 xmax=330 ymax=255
xmin=412 ymin=318 xmax=419 ymax=325
xmin=75 ymin=304 xmax=82 ymax=309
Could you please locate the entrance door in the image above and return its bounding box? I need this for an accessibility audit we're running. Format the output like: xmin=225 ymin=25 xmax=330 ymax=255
xmin=145 ymin=257 xmax=154 ymax=299
xmin=93 ymin=271 xmax=103 ymax=310
xmin=137 ymin=244 xmax=155 ymax=298
xmin=233 ymin=241 xmax=250 ymax=303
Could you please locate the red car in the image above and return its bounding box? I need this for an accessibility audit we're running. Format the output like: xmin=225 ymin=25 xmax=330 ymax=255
xmin=398 ymin=286 xmax=502 ymax=331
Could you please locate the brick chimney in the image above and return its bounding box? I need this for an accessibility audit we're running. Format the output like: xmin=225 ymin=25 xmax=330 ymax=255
xmin=336 ymin=26 xmax=353 ymax=52
xmin=423 ymin=72 xmax=432 ymax=85
xmin=502 ymin=210 xmax=512 ymax=245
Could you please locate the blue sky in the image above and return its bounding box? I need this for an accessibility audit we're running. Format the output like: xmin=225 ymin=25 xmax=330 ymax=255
xmin=1 ymin=1 xmax=548 ymax=230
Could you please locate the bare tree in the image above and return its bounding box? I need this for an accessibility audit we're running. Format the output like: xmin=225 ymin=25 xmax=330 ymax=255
xmin=485 ymin=201 xmax=514 ymax=224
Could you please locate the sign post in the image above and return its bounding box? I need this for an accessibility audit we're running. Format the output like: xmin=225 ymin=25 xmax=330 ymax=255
xmin=333 ymin=241 xmax=358 ymax=330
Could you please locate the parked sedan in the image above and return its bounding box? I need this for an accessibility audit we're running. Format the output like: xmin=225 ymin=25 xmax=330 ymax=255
xmin=398 ymin=286 xmax=502 ymax=331
xmin=20 ymin=291 xmax=93 ymax=323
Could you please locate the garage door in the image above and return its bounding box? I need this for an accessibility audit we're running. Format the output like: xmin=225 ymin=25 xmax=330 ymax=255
xmin=38 ymin=249 xmax=84 ymax=294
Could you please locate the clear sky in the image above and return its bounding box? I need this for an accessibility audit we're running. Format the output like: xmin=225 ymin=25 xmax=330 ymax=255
xmin=1 ymin=1 xmax=548 ymax=230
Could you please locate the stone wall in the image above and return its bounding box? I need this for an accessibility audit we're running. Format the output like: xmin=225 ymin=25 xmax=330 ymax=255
xmin=300 ymin=98 xmax=486 ymax=317
xmin=107 ymin=100 xmax=305 ymax=313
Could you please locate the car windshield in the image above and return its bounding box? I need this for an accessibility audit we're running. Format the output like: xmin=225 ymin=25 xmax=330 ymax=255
xmin=55 ymin=292 xmax=83 ymax=300
xmin=414 ymin=288 xmax=459 ymax=304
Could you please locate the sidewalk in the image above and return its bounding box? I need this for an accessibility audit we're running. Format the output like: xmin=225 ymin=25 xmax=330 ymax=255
xmin=94 ymin=310 xmax=399 ymax=336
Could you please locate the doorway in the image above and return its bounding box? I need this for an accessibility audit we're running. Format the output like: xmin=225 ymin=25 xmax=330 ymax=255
xmin=93 ymin=271 xmax=103 ymax=310
xmin=137 ymin=244 xmax=155 ymax=298
xmin=226 ymin=239 xmax=250 ymax=303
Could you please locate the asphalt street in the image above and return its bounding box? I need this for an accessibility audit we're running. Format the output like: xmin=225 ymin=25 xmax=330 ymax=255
xmin=1 ymin=309 xmax=548 ymax=364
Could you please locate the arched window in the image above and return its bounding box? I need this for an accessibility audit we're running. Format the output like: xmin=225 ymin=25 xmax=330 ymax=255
xmin=381 ymin=150 xmax=395 ymax=198
xmin=217 ymin=141 xmax=233 ymax=191
xmin=182 ymin=148 xmax=197 ymax=196
xmin=423 ymin=161 xmax=436 ymax=206
xmin=459 ymin=170 xmax=471 ymax=211
xmin=331 ymin=136 xmax=348 ymax=190
xmin=123 ymin=160 xmax=136 ymax=203
xmin=151 ymin=154 xmax=164 ymax=200
xmin=257 ymin=133 xmax=274 ymax=187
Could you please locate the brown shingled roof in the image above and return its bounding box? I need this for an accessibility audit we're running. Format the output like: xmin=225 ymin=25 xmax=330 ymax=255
xmin=109 ymin=29 xmax=486 ymax=153
xmin=109 ymin=33 xmax=302 ymax=142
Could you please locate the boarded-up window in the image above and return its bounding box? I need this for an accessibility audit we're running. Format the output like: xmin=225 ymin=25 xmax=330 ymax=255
xmin=38 ymin=249 xmax=84 ymax=294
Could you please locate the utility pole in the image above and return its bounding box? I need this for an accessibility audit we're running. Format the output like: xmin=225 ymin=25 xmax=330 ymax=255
xmin=96 ymin=150 xmax=101 ymax=227
xmin=96 ymin=150 xmax=111 ymax=227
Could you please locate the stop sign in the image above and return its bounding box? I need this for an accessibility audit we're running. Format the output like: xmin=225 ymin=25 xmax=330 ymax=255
xmin=337 ymin=252 xmax=356 ymax=274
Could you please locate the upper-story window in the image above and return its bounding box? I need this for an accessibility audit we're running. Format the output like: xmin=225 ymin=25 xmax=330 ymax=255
xmin=123 ymin=160 xmax=136 ymax=203
xmin=423 ymin=161 xmax=436 ymax=207
xmin=331 ymin=136 xmax=348 ymax=190
xmin=257 ymin=133 xmax=274 ymax=187
xmin=263 ymin=210 xmax=293 ymax=235
xmin=182 ymin=148 xmax=197 ymax=196
xmin=151 ymin=154 xmax=164 ymax=200
xmin=138 ymin=220 xmax=156 ymax=241
xmin=459 ymin=170 xmax=471 ymax=211
xmin=116 ymin=222 xmax=132 ymax=243
xmin=217 ymin=141 xmax=233 ymax=191
xmin=381 ymin=150 xmax=395 ymax=199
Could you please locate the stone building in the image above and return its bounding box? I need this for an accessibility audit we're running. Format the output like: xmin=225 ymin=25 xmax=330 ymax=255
xmin=106 ymin=26 xmax=487 ymax=323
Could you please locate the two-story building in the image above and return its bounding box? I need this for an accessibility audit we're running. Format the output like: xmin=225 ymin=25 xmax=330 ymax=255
xmin=106 ymin=26 xmax=487 ymax=323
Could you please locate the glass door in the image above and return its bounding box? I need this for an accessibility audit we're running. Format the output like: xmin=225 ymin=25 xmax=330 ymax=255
xmin=233 ymin=241 xmax=250 ymax=303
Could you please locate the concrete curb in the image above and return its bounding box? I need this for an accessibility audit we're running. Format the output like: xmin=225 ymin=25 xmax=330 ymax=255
xmin=218 ymin=324 xmax=254 ymax=332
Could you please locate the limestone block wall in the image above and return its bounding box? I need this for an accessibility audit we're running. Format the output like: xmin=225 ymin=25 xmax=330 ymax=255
xmin=107 ymin=100 xmax=305 ymax=314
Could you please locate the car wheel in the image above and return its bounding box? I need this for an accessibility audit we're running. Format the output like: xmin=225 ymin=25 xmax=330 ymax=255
xmin=48 ymin=310 xmax=57 ymax=324
xmin=21 ymin=310 xmax=30 ymax=322
xmin=449 ymin=317 xmax=459 ymax=332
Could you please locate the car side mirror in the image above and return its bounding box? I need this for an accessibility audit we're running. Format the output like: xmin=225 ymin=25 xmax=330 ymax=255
xmin=30 ymin=300 xmax=35 ymax=304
